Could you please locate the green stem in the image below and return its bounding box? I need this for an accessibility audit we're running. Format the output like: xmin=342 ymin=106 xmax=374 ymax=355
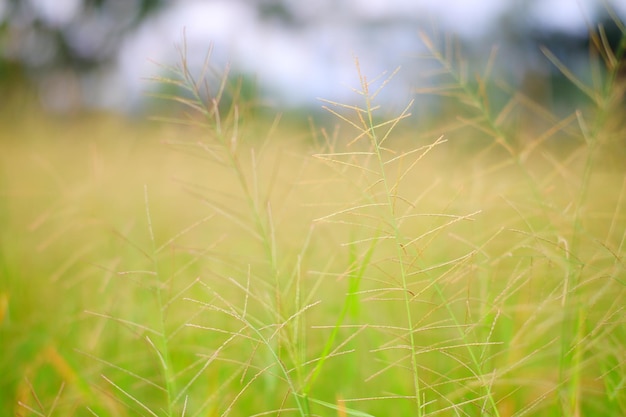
xmin=144 ymin=185 xmax=177 ymax=416
xmin=360 ymin=81 xmax=424 ymax=415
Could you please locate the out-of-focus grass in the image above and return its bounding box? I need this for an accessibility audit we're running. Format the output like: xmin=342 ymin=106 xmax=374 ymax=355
xmin=1 ymin=26 xmax=626 ymax=415
xmin=1 ymin=99 xmax=624 ymax=416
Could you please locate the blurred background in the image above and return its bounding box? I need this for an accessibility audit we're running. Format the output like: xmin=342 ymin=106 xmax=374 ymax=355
xmin=1 ymin=0 xmax=625 ymax=117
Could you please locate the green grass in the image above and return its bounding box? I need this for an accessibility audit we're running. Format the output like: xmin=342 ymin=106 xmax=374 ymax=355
xmin=1 ymin=23 xmax=626 ymax=416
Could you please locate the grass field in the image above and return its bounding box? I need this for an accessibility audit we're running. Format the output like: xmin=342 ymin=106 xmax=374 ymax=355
xmin=1 ymin=30 xmax=625 ymax=416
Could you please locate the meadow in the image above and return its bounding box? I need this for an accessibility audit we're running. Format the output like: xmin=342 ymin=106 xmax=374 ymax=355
xmin=1 ymin=30 xmax=625 ymax=416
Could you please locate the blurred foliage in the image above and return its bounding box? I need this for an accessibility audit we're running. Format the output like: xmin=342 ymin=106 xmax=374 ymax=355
xmin=0 ymin=0 xmax=164 ymax=70
xmin=0 ymin=0 xmax=165 ymax=111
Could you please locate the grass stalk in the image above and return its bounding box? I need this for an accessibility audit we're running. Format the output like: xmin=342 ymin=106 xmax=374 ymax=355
xmin=144 ymin=185 xmax=177 ymax=415
xmin=353 ymin=63 xmax=424 ymax=414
